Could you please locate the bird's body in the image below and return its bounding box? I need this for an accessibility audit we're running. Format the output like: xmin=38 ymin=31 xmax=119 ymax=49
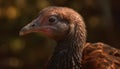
xmin=20 ymin=6 xmax=120 ymax=69
xmin=82 ymin=43 xmax=120 ymax=69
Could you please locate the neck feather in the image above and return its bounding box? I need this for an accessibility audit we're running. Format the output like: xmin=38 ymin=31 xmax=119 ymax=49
xmin=46 ymin=22 xmax=86 ymax=69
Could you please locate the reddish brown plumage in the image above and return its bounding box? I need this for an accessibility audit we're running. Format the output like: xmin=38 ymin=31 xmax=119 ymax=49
xmin=20 ymin=6 xmax=120 ymax=69
xmin=82 ymin=43 xmax=120 ymax=69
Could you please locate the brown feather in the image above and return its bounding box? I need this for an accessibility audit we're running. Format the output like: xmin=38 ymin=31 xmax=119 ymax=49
xmin=82 ymin=42 xmax=120 ymax=69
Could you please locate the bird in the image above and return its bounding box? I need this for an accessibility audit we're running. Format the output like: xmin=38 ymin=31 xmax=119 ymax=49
xmin=19 ymin=6 xmax=120 ymax=69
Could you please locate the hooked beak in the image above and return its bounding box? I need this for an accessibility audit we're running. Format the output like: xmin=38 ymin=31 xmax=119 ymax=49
xmin=19 ymin=18 xmax=40 ymax=36
xmin=19 ymin=18 xmax=55 ymax=37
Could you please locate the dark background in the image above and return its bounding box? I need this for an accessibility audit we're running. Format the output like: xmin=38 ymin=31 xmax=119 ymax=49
xmin=0 ymin=0 xmax=120 ymax=69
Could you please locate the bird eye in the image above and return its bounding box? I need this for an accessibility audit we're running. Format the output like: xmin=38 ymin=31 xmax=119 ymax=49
xmin=48 ymin=16 xmax=58 ymax=23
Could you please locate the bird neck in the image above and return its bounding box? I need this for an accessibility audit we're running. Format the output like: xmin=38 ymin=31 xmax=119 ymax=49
xmin=46 ymin=23 xmax=86 ymax=69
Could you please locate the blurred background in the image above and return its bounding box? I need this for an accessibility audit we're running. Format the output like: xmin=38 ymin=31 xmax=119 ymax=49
xmin=0 ymin=0 xmax=120 ymax=69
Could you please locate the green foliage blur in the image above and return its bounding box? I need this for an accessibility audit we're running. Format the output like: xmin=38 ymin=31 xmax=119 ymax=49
xmin=0 ymin=0 xmax=120 ymax=69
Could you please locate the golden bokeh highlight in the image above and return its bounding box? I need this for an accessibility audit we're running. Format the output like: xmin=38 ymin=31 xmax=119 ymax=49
xmin=37 ymin=0 xmax=50 ymax=9
xmin=9 ymin=39 xmax=25 ymax=53
xmin=5 ymin=6 xmax=19 ymax=19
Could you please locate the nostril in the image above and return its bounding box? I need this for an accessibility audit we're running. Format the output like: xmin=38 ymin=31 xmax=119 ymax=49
xmin=31 ymin=24 xmax=35 ymax=27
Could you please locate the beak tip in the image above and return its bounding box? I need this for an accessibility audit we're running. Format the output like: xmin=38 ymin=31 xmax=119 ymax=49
xmin=19 ymin=32 xmax=24 ymax=36
xmin=19 ymin=32 xmax=23 ymax=36
xmin=19 ymin=28 xmax=26 ymax=36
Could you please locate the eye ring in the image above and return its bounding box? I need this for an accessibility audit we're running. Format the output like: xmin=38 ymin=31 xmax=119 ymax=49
xmin=48 ymin=16 xmax=58 ymax=23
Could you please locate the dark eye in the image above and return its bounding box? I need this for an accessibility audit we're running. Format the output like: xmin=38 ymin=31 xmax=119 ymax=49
xmin=48 ymin=16 xmax=58 ymax=23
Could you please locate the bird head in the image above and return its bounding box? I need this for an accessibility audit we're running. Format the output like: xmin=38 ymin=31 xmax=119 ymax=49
xmin=19 ymin=6 xmax=86 ymax=41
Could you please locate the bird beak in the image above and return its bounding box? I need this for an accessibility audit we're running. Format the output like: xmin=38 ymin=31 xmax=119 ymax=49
xmin=19 ymin=18 xmax=40 ymax=36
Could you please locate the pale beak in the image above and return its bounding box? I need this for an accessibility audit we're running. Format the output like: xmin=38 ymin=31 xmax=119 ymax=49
xmin=19 ymin=18 xmax=40 ymax=36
